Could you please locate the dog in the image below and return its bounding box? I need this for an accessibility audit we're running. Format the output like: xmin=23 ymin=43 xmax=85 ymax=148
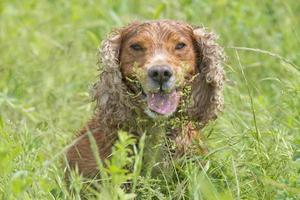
xmin=66 ymin=20 xmax=225 ymax=177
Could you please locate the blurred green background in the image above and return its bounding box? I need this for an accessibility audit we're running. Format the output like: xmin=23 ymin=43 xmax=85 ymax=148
xmin=0 ymin=0 xmax=299 ymax=199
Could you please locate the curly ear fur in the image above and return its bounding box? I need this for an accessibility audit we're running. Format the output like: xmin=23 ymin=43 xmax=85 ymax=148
xmin=188 ymin=27 xmax=225 ymax=126
xmin=91 ymin=29 xmax=133 ymax=128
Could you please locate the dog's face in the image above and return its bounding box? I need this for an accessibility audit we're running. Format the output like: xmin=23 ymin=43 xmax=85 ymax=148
xmin=119 ymin=21 xmax=197 ymax=117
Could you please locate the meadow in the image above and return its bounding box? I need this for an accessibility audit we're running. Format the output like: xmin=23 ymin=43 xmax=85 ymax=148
xmin=0 ymin=0 xmax=299 ymax=199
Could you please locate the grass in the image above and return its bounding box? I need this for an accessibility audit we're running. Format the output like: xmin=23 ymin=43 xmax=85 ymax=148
xmin=0 ymin=0 xmax=300 ymax=199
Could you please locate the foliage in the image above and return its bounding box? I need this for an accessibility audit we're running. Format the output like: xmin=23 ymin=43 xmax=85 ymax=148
xmin=0 ymin=0 xmax=300 ymax=199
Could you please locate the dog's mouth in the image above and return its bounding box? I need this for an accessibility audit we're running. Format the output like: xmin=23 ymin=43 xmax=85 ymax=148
xmin=146 ymin=89 xmax=180 ymax=116
xmin=124 ymin=77 xmax=180 ymax=117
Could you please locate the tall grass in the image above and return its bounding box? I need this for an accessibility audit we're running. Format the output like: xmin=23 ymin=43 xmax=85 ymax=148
xmin=0 ymin=0 xmax=299 ymax=199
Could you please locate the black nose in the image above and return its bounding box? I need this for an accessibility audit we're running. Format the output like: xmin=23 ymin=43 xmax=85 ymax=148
xmin=148 ymin=65 xmax=173 ymax=83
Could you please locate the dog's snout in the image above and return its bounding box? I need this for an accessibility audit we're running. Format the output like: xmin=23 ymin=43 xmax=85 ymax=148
xmin=148 ymin=65 xmax=173 ymax=83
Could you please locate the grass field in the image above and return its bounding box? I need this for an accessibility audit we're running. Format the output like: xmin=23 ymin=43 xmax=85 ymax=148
xmin=1 ymin=0 xmax=300 ymax=199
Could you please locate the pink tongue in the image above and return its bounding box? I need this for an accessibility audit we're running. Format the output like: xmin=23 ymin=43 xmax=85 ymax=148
xmin=147 ymin=90 xmax=180 ymax=115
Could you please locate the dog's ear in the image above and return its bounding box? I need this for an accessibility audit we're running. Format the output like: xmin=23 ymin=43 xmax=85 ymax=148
xmin=91 ymin=24 xmax=136 ymax=126
xmin=188 ymin=27 xmax=225 ymax=126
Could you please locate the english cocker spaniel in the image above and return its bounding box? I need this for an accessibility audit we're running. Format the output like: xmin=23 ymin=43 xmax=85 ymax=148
xmin=66 ymin=20 xmax=225 ymax=177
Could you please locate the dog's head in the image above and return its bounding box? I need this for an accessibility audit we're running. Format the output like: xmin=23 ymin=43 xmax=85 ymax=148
xmin=93 ymin=20 xmax=225 ymax=126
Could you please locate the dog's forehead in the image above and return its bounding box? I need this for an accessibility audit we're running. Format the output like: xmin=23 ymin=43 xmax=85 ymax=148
xmin=123 ymin=21 xmax=191 ymax=41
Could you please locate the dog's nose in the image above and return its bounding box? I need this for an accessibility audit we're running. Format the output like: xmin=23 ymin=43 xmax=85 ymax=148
xmin=148 ymin=65 xmax=173 ymax=83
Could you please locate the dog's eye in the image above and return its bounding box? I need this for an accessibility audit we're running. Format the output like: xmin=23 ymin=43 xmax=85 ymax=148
xmin=130 ymin=43 xmax=143 ymax=51
xmin=175 ymin=42 xmax=186 ymax=50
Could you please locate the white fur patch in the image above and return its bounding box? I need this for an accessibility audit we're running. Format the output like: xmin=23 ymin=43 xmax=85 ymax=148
xmin=144 ymin=107 xmax=174 ymax=119
xmin=147 ymin=52 xmax=168 ymax=68
xmin=144 ymin=108 xmax=158 ymax=118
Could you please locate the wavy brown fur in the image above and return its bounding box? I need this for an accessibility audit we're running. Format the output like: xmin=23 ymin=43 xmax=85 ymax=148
xmin=66 ymin=20 xmax=225 ymax=177
xmin=189 ymin=27 xmax=225 ymax=126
